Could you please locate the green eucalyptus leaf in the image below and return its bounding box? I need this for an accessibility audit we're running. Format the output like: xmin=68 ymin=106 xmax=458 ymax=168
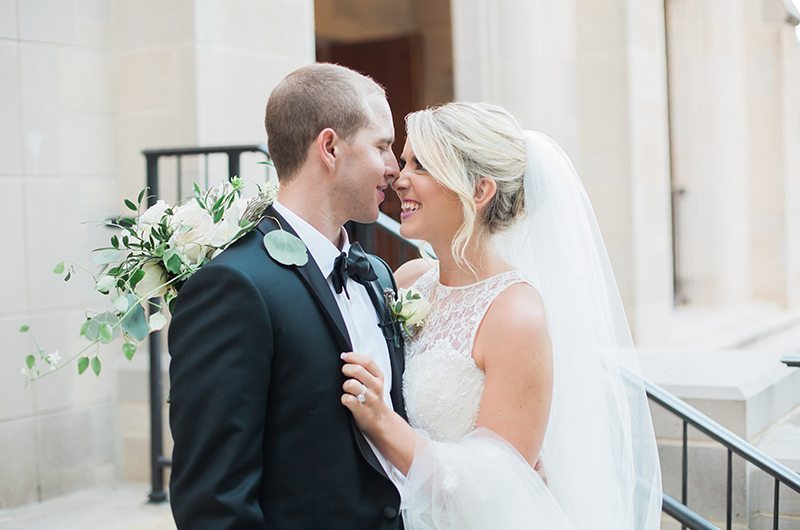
xmin=84 ymin=312 xmax=121 ymax=342
xmin=99 ymin=323 xmax=114 ymax=343
xmin=121 ymin=297 xmax=149 ymax=341
xmin=124 ymin=199 xmax=137 ymax=211
xmin=19 ymin=324 xmax=30 ymax=333
xmin=129 ymin=268 xmax=146 ymax=289
xmin=111 ymin=294 xmax=129 ymax=312
xmin=122 ymin=342 xmax=136 ymax=361
xmin=25 ymin=354 xmax=35 ymax=370
xmin=92 ymin=249 xmax=122 ymax=266
xmin=111 ymin=235 xmax=119 ymax=249
xmin=163 ymin=250 xmax=183 ymax=275
xmin=91 ymin=356 xmax=102 ymax=376
xmin=137 ymin=188 xmax=146 ymax=204
xmin=64 ymin=271 xmax=72 ymax=282
xmin=53 ymin=262 xmax=65 ymax=274
xmin=263 ymin=231 xmax=308 ymax=267
xmin=78 ymin=356 xmax=90 ymax=375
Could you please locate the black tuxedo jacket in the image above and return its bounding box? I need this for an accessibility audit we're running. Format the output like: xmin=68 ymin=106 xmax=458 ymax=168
xmin=168 ymin=206 xmax=406 ymax=530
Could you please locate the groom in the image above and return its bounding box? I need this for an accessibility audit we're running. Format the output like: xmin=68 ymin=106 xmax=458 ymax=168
xmin=168 ymin=63 xmax=406 ymax=529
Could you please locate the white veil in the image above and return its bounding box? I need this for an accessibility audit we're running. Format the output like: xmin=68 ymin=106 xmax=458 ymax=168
xmin=493 ymin=130 xmax=663 ymax=528
xmin=399 ymin=129 xmax=662 ymax=530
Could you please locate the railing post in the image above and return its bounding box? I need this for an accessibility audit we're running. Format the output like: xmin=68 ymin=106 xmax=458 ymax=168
xmin=148 ymin=327 xmax=167 ymax=503
xmin=145 ymin=152 xmax=168 ymax=504
xmin=228 ymin=150 xmax=241 ymax=181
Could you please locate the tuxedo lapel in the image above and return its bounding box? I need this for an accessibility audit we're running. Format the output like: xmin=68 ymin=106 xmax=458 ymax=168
xmin=256 ymin=207 xmax=390 ymax=480
xmin=360 ymin=277 xmax=407 ymax=421
xmin=257 ymin=208 xmax=351 ymax=353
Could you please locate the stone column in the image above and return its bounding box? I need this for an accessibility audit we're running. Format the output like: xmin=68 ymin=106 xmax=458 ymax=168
xmin=113 ymin=0 xmax=315 ymax=482
xmin=451 ymin=0 xmax=674 ymax=344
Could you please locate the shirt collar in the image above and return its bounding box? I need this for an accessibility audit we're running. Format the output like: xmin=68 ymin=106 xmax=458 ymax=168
xmin=272 ymin=201 xmax=351 ymax=279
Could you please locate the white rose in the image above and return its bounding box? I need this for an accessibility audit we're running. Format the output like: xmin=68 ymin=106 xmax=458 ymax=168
xmin=205 ymin=202 xmax=243 ymax=248
xmin=136 ymin=200 xmax=169 ymax=239
xmin=133 ymin=262 xmax=169 ymax=299
xmin=398 ymin=288 xmax=431 ymax=327
xmin=169 ymin=202 xmax=215 ymax=263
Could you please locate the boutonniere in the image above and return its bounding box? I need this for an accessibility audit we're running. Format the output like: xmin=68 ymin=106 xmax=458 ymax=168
xmin=384 ymin=287 xmax=431 ymax=339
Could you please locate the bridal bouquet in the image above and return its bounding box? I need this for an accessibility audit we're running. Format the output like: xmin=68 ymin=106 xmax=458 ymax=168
xmin=20 ymin=177 xmax=277 ymax=381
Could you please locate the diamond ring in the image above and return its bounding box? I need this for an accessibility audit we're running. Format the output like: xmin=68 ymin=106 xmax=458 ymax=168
xmin=356 ymin=385 xmax=367 ymax=404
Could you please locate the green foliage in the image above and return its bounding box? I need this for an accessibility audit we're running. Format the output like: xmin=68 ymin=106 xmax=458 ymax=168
xmin=122 ymin=342 xmax=136 ymax=361
xmin=91 ymin=357 xmax=102 ymax=376
xmin=78 ymin=357 xmax=90 ymax=375
xmin=263 ymin=230 xmax=308 ymax=266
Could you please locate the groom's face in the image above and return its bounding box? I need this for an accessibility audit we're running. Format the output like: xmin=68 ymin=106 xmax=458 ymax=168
xmin=333 ymin=95 xmax=399 ymax=224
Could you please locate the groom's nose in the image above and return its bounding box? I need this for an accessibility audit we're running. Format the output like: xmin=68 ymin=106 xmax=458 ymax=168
xmin=384 ymin=154 xmax=399 ymax=183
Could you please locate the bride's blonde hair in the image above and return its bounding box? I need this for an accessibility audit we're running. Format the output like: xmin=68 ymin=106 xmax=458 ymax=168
xmin=405 ymin=101 xmax=528 ymax=269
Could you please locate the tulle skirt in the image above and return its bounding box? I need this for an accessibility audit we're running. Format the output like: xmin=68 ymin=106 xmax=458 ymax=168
xmin=401 ymin=428 xmax=575 ymax=530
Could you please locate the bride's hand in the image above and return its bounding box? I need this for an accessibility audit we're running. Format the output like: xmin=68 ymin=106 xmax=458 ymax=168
xmin=340 ymin=351 xmax=388 ymax=435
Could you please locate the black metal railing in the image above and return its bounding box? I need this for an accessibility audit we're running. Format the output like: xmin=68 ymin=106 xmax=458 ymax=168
xmin=140 ymin=144 xmax=800 ymax=530
xmin=647 ymin=380 xmax=800 ymax=530
xmin=142 ymin=144 xmax=270 ymax=503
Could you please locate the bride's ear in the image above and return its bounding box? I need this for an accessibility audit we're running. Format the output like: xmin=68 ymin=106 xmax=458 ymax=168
xmin=474 ymin=177 xmax=497 ymax=210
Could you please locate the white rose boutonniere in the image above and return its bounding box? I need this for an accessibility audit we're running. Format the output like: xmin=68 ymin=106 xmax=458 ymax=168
xmin=384 ymin=287 xmax=431 ymax=338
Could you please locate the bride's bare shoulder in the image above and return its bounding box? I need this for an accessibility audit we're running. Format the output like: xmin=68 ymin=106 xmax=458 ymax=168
xmin=394 ymin=258 xmax=435 ymax=289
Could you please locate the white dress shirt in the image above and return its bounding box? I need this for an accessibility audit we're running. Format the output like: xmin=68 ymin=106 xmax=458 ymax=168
xmin=272 ymin=202 xmax=405 ymax=488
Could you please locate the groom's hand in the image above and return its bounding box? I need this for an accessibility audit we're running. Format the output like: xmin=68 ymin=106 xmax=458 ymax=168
xmin=340 ymin=351 xmax=387 ymax=435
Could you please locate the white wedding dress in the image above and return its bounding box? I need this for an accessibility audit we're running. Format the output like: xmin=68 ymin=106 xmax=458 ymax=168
xmin=400 ymin=266 xmax=575 ymax=530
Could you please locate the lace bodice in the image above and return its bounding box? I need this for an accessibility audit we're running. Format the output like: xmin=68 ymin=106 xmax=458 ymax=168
xmin=402 ymin=266 xmax=529 ymax=442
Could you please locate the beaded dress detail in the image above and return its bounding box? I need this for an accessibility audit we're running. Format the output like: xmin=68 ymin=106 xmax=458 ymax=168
xmin=402 ymin=266 xmax=529 ymax=442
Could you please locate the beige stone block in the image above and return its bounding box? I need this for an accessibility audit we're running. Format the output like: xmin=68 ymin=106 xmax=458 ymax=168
xmin=60 ymin=47 xmax=113 ymax=113
xmin=122 ymin=434 xmax=149 ymax=482
xmin=0 ymin=318 xmax=36 ymax=421
xmin=0 ymin=0 xmax=17 ymax=39
xmin=35 ymin=404 xmax=118 ymax=500
xmin=196 ymin=0 xmax=313 ymax=55
xmin=19 ymin=42 xmax=63 ymax=176
xmin=24 ymin=178 xmax=118 ymax=311
xmin=61 ymin=112 xmax=115 ymax=176
xmin=119 ymin=401 xmax=149 ymax=438
xmin=0 ymin=41 xmax=23 ymax=177
xmin=0 ymin=180 xmax=28 ymax=316
xmin=114 ymin=46 xmax=191 ymax=114
xmin=18 ymin=0 xmax=110 ymax=49
xmin=195 ymin=49 xmax=296 ymax=145
xmin=0 ymin=417 xmax=39 ymax=509
xmin=112 ymin=0 xmax=195 ymax=50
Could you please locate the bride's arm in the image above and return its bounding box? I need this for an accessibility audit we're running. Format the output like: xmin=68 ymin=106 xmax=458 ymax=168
xmin=340 ymin=351 xmax=417 ymax=474
xmin=472 ymin=283 xmax=553 ymax=464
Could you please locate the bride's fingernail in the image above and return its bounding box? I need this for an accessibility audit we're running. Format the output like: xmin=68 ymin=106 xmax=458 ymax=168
xmin=340 ymin=352 xmax=348 ymax=360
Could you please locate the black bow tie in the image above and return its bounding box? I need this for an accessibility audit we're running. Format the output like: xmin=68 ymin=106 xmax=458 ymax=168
xmin=331 ymin=242 xmax=378 ymax=299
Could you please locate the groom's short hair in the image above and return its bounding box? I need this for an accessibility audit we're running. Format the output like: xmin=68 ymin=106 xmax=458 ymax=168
xmin=265 ymin=63 xmax=386 ymax=181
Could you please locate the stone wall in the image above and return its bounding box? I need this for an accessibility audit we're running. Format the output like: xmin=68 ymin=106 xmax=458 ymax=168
xmin=0 ymin=0 xmax=314 ymax=508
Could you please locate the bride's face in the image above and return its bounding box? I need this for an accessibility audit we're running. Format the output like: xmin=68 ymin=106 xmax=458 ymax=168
xmin=392 ymin=138 xmax=463 ymax=244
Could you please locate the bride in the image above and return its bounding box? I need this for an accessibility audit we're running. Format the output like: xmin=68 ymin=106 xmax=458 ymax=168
xmin=340 ymin=101 xmax=663 ymax=529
